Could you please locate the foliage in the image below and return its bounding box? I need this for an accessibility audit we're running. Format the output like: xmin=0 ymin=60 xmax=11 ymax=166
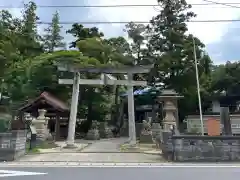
xmin=0 ymin=0 xmax=237 ymax=128
xmin=43 ymin=11 xmax=66 ymax=52
xmin=146 ymin=0 xmax=212 ymax=118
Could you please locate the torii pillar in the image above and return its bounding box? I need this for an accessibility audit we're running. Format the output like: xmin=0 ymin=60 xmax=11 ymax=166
xmin=65 ymin=72 xmax=80 ymax=148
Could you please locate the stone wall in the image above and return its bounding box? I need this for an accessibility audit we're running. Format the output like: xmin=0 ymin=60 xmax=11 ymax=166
xmin=0 ymin=130 xmax=27 ymax=161
xmin=157 ymin=132 xmax=240 ymax=162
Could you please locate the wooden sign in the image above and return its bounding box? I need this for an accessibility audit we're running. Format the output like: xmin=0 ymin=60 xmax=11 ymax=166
xmin=207 ymin=118 xmax=220 ymax=136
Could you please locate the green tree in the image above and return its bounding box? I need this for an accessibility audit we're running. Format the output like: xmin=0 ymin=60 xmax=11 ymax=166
xmin=0 ymin=10 xmax=24 ymax=100
xmin=67 ymin=24 xmax=133 ymax=124
xmin=43 ymin=11 xmax=66 ymax=52
xmin=66 ymin=23 xmax=104 ymax=48
xmin=124 ymin=22 xmax=146 ymax=65
xmin=104 ymin=36 xmax=131 ymax=55
xmin=18 ymin=1 xmax=43 ymax=57
xmin=66 ymin=24 xmax=107 ymax=123
xmin=147 ymin=0 xmax=212 ymax=119
xmin=211 ymin=62 xmax=240 ymax=96
xmin=124 ymin=22 xmax=154 ymax=83
xmin=103 ymin=37 xmax=133 ymax=122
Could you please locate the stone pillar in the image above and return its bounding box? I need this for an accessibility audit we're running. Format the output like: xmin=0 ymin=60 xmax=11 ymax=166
xmin=127 ymin=73 xmax=137 ymax=145
xmin=151 ymin=122 xmax=161 ymax=140
xmin=31 ymin=109 xmax=50 ymax=142
xmin=66 ymin=72 xmax=80 ymax=148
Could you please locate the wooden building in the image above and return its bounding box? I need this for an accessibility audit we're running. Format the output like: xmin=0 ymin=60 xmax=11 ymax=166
xmin=18 ymin=92 xmax=70 ymax=140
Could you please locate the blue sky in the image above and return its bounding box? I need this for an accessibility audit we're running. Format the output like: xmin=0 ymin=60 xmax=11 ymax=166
xmin=1 ymin=0 xmax=240 ymax=65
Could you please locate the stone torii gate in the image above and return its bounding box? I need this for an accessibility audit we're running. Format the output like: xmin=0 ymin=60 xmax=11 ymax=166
xmin=56 ymin=63 xmax=152 ymax=148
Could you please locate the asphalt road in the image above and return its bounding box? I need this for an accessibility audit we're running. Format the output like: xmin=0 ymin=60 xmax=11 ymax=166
xmin=1 ymin=165 xmax=240 ymax=180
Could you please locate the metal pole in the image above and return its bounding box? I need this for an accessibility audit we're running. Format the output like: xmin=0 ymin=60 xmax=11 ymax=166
xmin=192 ymin=37 xmax=204 ymax=135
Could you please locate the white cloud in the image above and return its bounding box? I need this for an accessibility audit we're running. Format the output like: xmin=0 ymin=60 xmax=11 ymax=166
xmin=187 ymin=0 xmax=240 ymax=44
xmin=86 ymin=0 xmax=240 ymax=44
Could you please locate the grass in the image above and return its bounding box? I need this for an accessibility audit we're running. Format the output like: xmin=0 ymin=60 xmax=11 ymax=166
xmin=38 ymin=141 xmax=58 ymax=149
xmin=120 ymin=143 xmax=158 ymax=152
xmin=26 ymin=142 xmax=40 ymax=154
xmin=25 ymin=141 xmax=58 ymax=154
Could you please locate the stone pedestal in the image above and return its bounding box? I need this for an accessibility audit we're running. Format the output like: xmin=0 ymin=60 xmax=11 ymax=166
xmin=139 ymin=120 xmax=153 ymax=144
xmin=86 ymin=120 xmax=100 ymax=140
xmin=31 ymin=109 xmax=50 ymax=143
xmin=151 ymin=122 xmax=161 ymax=140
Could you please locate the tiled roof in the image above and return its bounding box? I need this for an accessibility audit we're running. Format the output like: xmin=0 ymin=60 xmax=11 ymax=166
xmin=18 ymin=91 xmax=69 ymax=112
xmin=40 ymin=92 xmax=69 ymax=111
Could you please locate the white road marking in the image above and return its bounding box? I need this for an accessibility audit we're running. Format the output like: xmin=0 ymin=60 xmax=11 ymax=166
xmin=1 ymin=162 xmax=240 ymax=168
xmin=0 ymin=170 xmax=47 ymax=177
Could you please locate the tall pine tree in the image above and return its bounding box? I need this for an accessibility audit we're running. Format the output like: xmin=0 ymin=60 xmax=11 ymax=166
xmin=19 ymin=1 xmax=43 ymax=57
xmin=148 ymin=0 xmax=211 ymax=91
xmin=43 ymin=11 xmax=65 ymax=52
xmin=147 ymin=0 xmax=212 ymax=120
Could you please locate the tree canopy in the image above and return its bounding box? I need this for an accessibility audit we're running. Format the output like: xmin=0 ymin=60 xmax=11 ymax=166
xmin=0 ymin=1 xmax=236 ymax=124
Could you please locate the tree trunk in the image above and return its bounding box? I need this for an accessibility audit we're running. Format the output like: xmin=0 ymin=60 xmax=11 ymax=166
xmin=111 ymin=85 xmax=119 ymax=123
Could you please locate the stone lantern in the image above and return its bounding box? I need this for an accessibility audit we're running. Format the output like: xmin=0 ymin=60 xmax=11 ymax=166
xmin=31 ymin=109 xmax=50 ymax=142
xmin=158 ymin=89 xmax=183 ymax=131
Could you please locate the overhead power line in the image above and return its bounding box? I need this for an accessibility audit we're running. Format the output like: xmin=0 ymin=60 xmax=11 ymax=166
xmin=202 ymin=0 xmax=240 ymax=8
xmin=1 ymin=3 xmax=240 ymax=8
xmin=36 ymin=19 xmax=240 ymax=25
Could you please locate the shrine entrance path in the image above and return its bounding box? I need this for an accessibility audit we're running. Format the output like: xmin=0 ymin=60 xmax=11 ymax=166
xmin=80 ymin=138 xmax=127 ymax=153
xmin=17 ymin=138 xmax=163 ymax=163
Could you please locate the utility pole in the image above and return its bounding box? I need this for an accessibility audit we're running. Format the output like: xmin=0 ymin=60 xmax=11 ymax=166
xmin=193 ymin=37 xmax=204 ymax=135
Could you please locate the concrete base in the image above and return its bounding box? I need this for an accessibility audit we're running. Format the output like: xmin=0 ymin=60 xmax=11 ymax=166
xmin=63 ymin=143 xmax=78 ymax=149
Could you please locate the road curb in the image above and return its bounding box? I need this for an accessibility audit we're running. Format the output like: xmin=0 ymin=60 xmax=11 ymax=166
xmin=3 ymin=162 xmax=240 ymax=167
xmin=25 ymin=151 xmax=148 ymax=154
xmin=26 ymin=149 xmax=162 ymax=155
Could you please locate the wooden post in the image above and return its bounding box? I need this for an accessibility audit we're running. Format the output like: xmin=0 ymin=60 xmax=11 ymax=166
xmin=55 ymin=114 xmax=60 ymax=141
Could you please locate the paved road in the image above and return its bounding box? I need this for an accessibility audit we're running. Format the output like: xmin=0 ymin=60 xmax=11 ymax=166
xmin=1 ymin=165 xmax=240 ymax=179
